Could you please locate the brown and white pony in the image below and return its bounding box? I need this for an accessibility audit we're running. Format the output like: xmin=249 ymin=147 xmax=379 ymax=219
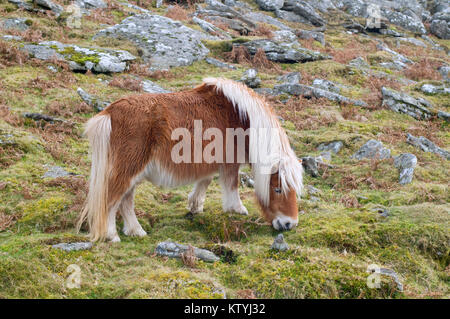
xmin=78 ymin=78 xmax=303 ymax=242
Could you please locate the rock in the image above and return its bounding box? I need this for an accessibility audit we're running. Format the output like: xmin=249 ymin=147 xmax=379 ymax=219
xmin=192 ymin=16 xmax=232 ymax=40
xmin=301 ymin=156 xmax=319 ymax=177
xmin=438 ymin=66 xmax=450 ymax=82
xmin=379 ymin=61 xmax=407 ymax=71
xmin=306 ymin=184 xmax=320 ymax=196
xmin=22 ymin=41 xmax=136 ymax=73
xmin=398 ymin=37 xmax=427 ymax=48
xmin=394 ymin=153 xmax=417 ymax=184
xmin=367 ymin=265 xmax=403 ymax=292
xmin=272 ymin=30 xmax=297 ymax=43
xmin=52 ymin=242 xmax=93 ymax=251
xmin=379 ymin=29 xmax=405 ymax=37
xmin=437 ymin=111 xmax=450 ymax=122
xmin=2 ymin=35 xmax=23 ymax=41
xmin=274 ymin=83 xmax=367 ymax=107
xmin=348 ymin=56 xmax=370 ymax=69
xmin=376 ymin=42 xmax=412 ymax=64
xmin=205 ymin=57 xmax=237 ymax=70
xmin=244 ymin=12 xmax=291 ymax=30
xmin=275 ymin=9 xmax=309 ymax=24
xmin=77 ymin=88 xmax=109 ymax=112
xmin=312 ymin=79 xmax=341 ymax=93
xmin=406 ymin=133 xmax=450 ymax=160
xmin=35 ymin=0 xmax=64 ymax=16
xmin=420 ymin=84 xmax=449 ymax=95
xmin=8 ymin=0 xmax=37 ymax=12
xmin=239 ymin=172 xmax=254 ymax=188
xmin=23 ymin=113 xmax=66 ymax=123
xmin=381 ymin=87 xmax=434 ymax=120
xmin=141 ymin=79 xmax=171 ymax=93
xmin=1 ymin=18 xmax=30 ymax=31
xmin=255 ymin=0 xmax=284 ymax=11
xmin=156 ymin=0 xmax=163 ymax=8
xmin=277 ymin=72 xmax=301 ymax=85
xmin=430 ymin=19 xmax=450 ymax=39
xmin=241 ymin=69 xmax=261 ymax=88
xmin=352 ymin=139 xmax=391 ymax=160
xmin=271 ymin=234 xmax=289 ymax=251
xmin=43 ymin=165 xmax=76 ymax=178
xmin=240 ymin=39 xmax=330 ymax=63
xmin=370 ymin=207 xmax=389 ymax=218
xmin=380 ymin=8 xmax=426 ymax=34
xmin=281 ymin=0 xmax=326 ymax=26
xmin=317 ymin=140 xmax=343 ymax=154
xmin=94 ymin=14 xmax=209 ymax=70
xmin=244 ymin=12 xmax=290 ymax=30
xmin=296 ymin=29 xmax=325 ymax=46
xmin=75 ymin=0 xmax=107 ymax=11
xmin=155 ymin=241 xmax=220 ymax=262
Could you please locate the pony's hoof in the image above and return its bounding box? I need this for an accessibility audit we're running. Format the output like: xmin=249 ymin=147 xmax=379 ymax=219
xmin=232 ymin=206 xmax=248 ymax=215
xmin=109 ymin=235 xmax=121 ymax=243
xmin=123 ymin=227 xmax=147 ymax=237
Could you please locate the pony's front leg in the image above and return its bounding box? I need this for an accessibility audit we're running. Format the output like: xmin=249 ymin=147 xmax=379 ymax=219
xmin=119 ymin=186 xmax=147 ymax=237
xmin=219 ymin=165 xmax=248 ymax=215
xmin=188 ymin=176 xmax=213 ymax=214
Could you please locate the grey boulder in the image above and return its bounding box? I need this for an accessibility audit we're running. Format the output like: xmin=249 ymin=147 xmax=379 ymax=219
xmin=406 ymin=133 xmax=450 ymax=160
xmin=94 ymin=14 xmax=210 ymax=70
xmin=352 ymin=140 xmax=391 ymax=160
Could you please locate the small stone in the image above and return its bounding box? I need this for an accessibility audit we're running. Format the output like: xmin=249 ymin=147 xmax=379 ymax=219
xmin=205 ymin=57 xmax=237 ymax=70
xmin=271 ymin=234 xmax=289 ymax=251
xmin=317 ymin=140 xmax=343 ymax=154
xmin=52 ymin=242 xmax=93 ymax=251
xmin=241 ymin=69 xmax=261 ymax=88
xmin=43 ymin=165 xmax=75 ymax=178
xmin=394 ymin=153 xmax=417 ymax=185
xmin=302 ymin=156 xmax=319 ymax=177
xmin=155 ymin=241 xmax=220 ymax=262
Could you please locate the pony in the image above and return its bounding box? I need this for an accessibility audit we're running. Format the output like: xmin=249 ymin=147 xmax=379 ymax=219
xmin=78 ymin=78 xmax=303 ymax=242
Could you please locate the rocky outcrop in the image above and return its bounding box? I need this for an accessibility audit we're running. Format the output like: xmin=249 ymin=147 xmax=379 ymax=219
xmin=240 ymin=39 xmax=331 ymax=63
xmin=22 ymin=41 xmax=136 ymax=73
xmin=281 ymin=0 xmax=326 ymax=26
xmin=256 ymin=0 xmax=284 ymax=11
xmin=94 ymin=14 xmax=210 ymax=70
xmin=406 ymin=134 xmax=450 ymax=160
xmin=1 ymin=18 xmax=30 ymax=31
xmin=381 ymin=87 xmax=434 ymax=120
xmin=274 ymin=83 xmax=367 ymax=106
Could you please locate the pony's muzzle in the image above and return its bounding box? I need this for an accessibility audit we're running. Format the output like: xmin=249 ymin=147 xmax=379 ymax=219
xmin=272 ymin=215 xmax=298 ymax=231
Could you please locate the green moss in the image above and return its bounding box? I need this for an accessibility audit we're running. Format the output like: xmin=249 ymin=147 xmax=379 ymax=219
xmin=57 ymin=46 xmax=100 ymax=66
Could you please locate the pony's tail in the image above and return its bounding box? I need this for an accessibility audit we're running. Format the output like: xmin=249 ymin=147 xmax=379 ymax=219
xmin=77 ymin=114 xmax=112 ymax=242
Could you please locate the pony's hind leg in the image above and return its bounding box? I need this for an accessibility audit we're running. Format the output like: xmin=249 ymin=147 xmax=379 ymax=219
xmin=106 ymin=201 xmax=121 ymax=242
xmin=219 ymin=165 xmax=248 ymax=215
xmin=188 ymin=176 xmax=213 ymax=214
xmin=119 ymin=186 xmax=147 ymax=237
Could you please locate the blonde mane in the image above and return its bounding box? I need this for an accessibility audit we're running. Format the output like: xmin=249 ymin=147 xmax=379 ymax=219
xmin=203 ymin=77 xmax=303 ymax=206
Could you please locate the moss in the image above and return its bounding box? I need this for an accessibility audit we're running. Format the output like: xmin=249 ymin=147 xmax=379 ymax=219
xmin=57 ymin=46 xmax=100 ymax=66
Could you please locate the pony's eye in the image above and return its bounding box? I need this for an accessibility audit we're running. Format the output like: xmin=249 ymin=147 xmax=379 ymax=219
xmin=274 ymin=187 xmax=282 ymax=194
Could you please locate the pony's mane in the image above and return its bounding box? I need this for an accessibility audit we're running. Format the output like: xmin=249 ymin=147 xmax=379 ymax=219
xmin=203 ymin=77 xmax=303 ymax=206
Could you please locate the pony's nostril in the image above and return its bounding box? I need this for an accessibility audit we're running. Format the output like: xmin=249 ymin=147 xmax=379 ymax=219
xmin=285 ymin=222 xmax=291 ymax=229
xmin=277 ymin=219 xmax=283 ymax=230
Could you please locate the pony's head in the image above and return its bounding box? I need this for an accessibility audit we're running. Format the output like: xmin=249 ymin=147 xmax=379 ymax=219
xmin=255 ymin=158 xmax=303 ymax=231
xmin=258 ymin=172 xmax=299 ymax=230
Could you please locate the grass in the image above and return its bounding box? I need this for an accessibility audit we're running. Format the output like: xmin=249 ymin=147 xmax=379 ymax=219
xmin=0 ymin=0 xmax=449 ymax=299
